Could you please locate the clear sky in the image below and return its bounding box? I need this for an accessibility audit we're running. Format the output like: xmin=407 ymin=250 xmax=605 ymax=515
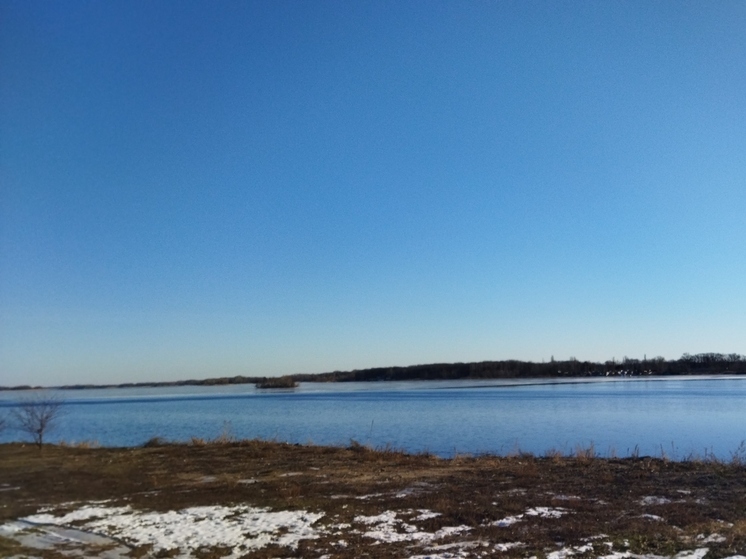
xmin=1 ymin=1 xmax=745 ymax=386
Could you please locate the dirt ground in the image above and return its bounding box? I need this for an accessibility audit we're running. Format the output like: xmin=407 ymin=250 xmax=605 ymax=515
xmin=1 ymin=440 xmax=745 ymax=558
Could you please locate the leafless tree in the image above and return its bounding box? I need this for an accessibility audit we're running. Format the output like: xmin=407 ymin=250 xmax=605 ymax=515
xmin=12 ymin=395 xmax=65 ymax=449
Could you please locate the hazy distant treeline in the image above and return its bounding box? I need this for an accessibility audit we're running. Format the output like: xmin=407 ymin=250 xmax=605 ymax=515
xmin=294 ymin=353 xmax=746 ymax=383
xmin=3 ymin=353 xmax=744 ymax=391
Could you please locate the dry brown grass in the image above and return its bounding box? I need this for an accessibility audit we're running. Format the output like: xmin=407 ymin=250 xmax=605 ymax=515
xmin=1 ymin=441 xmax=745 ymax=558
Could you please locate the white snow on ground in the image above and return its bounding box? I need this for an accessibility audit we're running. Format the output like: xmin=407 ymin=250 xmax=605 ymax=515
xmin=408 ymin=552 xmax=469 ymax=558
xmin=22 ymin=504 xmax=324 ymax=558
xmin=407 ymin=552 xmax=468 ymax=559
xmin=492 ymin=506 xmax=568 ymax=527
xmin=697 ymin=534 xmax=726 ymax=544
xmin=5 ymin=502 xmax=744 ymax=559
xmin=353 ymin=510 xmax=470 ymax=544
xmin=598 ymin=549 xmax=711 ymax=559
xmin=407 ymin=539 xmax=488 ymax=558
xmin=414 ymin=509 xmax=442 ymax=520
xmin=525 ymin=507 xmax=567 ymax=518
xmin=640 ymin=496 xmax=672 ymax=505
xmin=493 ymin=514 xmax=523 ymax=527
xmin=546 ymin=543 xmax=594 ymax=559
xmin=674 ymin=549 xmax=710 ymax=559
xmin=495 ymin=542 xmax=525 ymax=551
xmin=0 ymin=519 xmax=131 ymax=558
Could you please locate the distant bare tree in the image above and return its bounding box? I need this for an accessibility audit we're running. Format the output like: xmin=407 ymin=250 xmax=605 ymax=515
xmin=12 ymin=396 xmax=65 ymax=449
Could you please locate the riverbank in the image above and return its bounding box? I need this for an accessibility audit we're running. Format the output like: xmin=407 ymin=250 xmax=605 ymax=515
xmin=1 ymin=440 xmax=745 ymax=558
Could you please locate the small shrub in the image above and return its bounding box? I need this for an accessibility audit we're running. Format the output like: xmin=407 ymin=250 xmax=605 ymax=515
xmin=212 ymin=421 xmax=235 ymax=444
xmin=12 ymin=395 xmax=66 ymax=449
xmin=544 ymin=447 xmax=564 ymax=462
xmin=143 ymin=436 xmax=167 ymax=447
xmin=348 ymin=439 xmax=370 ymax=453
xmin=729 ymin=440 xmax=746 ymax=466
xmin=574 ymin=441 xmax=596 ymax=463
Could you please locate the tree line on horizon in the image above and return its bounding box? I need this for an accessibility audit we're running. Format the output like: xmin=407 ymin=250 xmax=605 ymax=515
xmin=293 ymin=352 xmax=746 ymax=383
xmin=5 ymin=352 xmax=743 ymax=391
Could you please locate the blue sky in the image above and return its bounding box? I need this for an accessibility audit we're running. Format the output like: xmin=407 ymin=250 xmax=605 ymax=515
xmin=1 ymin=1 xmax=745 ymax=386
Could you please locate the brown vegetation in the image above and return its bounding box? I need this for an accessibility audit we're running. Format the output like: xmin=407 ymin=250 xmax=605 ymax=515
xmin=1 ymin=440 xmax=746 ymax=558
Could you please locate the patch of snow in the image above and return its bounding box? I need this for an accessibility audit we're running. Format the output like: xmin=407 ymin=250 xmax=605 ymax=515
xmin=525 ymin=507 xmax=567 ymax=518
xmin=414 ymin=510 xmax=441 ymax=521
xmin=396 ymin=483 xmax=435 ymax=498
xmin=547 ymin=549 xmax=576 ymax=559
xmin=674 ymin=549 xmax=709 ymax=559
xmin=697 ymin=534 xmax=726 ymax=544
xmin=426 ymin=540 xmax=481 ymax=551
xmin=436 ymin=526 xmax=470 ymax=538
xmin=408 ymin=552 xmax=469 ymax=559
xmin=547 ymin=543 xmax=594 ymax=559
xmin=355 ymin=511 xmax=398 ymax=525
xmin=0 ymin=520 xmax=130 ymax=558
xmin=492 ymin=515 xmax=523 ymax=527
xmin=492 ymin=506 xmax=567 ymax=527
xmin=494 ymin=542 xmax=525 ymax=551
xmin=640 ymin=514 xmax=664 ymax=521
xmin=0 ymin=521 xmax=27 ymax=535
xmin=355 ymin=492 xmax=387 ymax=500
xmin=598 ymin=550 xmax=709 ymax=559
xmin=354 ymin=510 xmax=470 ymax=545
xmin=640 ymin=496 xmax=671 ymax=505
xmin=23 ymin=503 xmax=324 ymax=558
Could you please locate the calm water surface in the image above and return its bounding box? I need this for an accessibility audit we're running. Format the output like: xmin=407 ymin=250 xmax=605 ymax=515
xmin=1 ymin=377 xmax=745 ymax=458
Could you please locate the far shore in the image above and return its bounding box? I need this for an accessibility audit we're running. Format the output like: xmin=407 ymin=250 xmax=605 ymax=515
xmin=3 ymin=352 xmax=745 ymax=392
